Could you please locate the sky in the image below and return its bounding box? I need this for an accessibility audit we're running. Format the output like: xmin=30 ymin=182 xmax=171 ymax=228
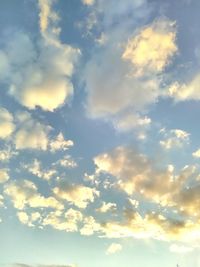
xmin=1 ymin=0 xmax=200 ymax=267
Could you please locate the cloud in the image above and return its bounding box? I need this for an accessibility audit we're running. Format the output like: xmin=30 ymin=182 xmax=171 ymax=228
xmin=0 ymin=108 xmax=15 ymax=139
xmin=17 ymin=211 xmax=41 ymax=227
xmin=160 ymin=128 xmax=190 ymax=150
xmin=94 ymin=146 xmax=200 ymax=215
xmin=96 ymin=201 xmax=117 ymax=213
xmin=53 ymin=155 xmax=77 ymax=169
xmin=42 ymin=208 xmax=83 ymax=232
xmin=192 ymin=148 xmax=200 ymax=158
xmin=4 ymin=179 xmax=64 ymax=210
xmin=0 ymin=169 xmax=9 ymax=184
xmin=169 ymin=75 xmax=200 ymax=102
xmin=106 ymin=243 xmax=122 ymax=255
xmin=81 ymin=0 xmax=95 ymax=6
xmin=53 ymin=182 xmax=99 ymax=209
xmin=80 ymin=216 xmax=101 ymax=236
xmin=23 ymin=159 xmax=57 ymax=181
xmin=49 ymin=133 xmax=74 ymax=152
xmin=82 ymin=18 xmax=177 ymax=133
xmin=92 ymin=145 xmax=200 ymax=242
xmin=0 ymin=147 xmax=18 ymax=162
xmin=0 ymin=194 xmax=4 ymax=207
xmin=14 ymin=112 xmax=50 ymax=150
xmin=0 ymin=0 xmax=79 ymax=111
xmin=122 ymin=18 xmax=177 ymax=76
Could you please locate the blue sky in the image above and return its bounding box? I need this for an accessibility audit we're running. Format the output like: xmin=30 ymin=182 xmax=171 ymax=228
xmin=1 ymin=1 xmax=200 ymax=267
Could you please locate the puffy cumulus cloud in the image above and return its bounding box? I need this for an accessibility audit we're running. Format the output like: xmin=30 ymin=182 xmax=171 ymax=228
xmin=4 ymin=179 xmax=63 ymax=210
xmin=0 ymin=169 xmax=9 ymax=184
xmin=17 ymin=211 xmax=41 ymax=227
xmin=80 ymin=216 xmax=101 ymax=236
xmin=96 ymin=201 xmax=117 ymax=213
xmin=93 ymin=145 xmax=200 ymax=242
xmin=53 ymin=182 xmax=99 ymax=209
xmin=23 ymin=159 xmax=57 ymax=181
xmin=0 ymin=108 xmax=15 ymax=139
xmin=122 ymin=19 xmax=177 ymax=76
xmin=94 ymin=146 xmax=155 ymax=196
xmin=160 ymin=128 xmax=190 ymax=150
xmin=94 ymin=146 xmax=200 ymax=212
xmin=169 ymin=75 xmax=200 ymax=102
xmin=106 ymin=243 xmax=122 ymax=255
xmin=0 ymin=0 xmax=79 ymax=111
xmin=100 ymin=210 xmax=199 ymax=241
xmin=14 ymin=111 xmax=50 ymax=150
xmin=192 ymin=148 xmax=200 ymax=158
xmin=49 ymin=133 xmax=74 ymax=152
xmin=42 ymin=208 xmax=83 ymax=232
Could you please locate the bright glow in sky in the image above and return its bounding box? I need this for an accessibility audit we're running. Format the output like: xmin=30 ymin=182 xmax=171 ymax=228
xmin=1 ymin=1 xmax=200 ymax=267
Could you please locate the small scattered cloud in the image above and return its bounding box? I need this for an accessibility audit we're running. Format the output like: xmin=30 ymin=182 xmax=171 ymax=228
xmin=14 ymin=112 xmax=51 ymax=150
xmin=53 ymin=182 xmax=99 ymax=209
xmin=4 ymin=179 xmax=64 ymax=210
xmin=160 ymin=128 xmax=190 ymax=150
xmin=0 ymin=169 xmax=9 ymax=184
xmin=0 ymin=107 xmax=15 ymax=139
xmin=106 ymin=243 xmax=122 ymax=255
xmin=96 ymin=201 xmax=117 ymax=213
xmin=49 ymin=133 xmax=74 ymax=153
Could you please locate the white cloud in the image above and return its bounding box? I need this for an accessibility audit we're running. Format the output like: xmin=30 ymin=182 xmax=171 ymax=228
xmin=83 ymin=19 xmax=177 ymax=131
xmin=160 ymin=128 xmax=190 ymax=150
xmin=193 ymin=148 xmax=200 ymax=158
xmin=0 ymin=0 xmax=79 ymax=111
xmin=0 ymin=108 xmax=15 ymax=139
xmin=80 ymin=216 xmax=101 ymax=236
xmin=0 ymin=148 xmax=18 ymax=162
xmin=14 ymin=112 xmax=50 ymax=150
xmin=0 ymin=169 xmax=9 ymax=184
xmin=53 ymin=182 xmax=99 ymax=209
xmin=97 ymin=201 xmax=117 ymax=213
xmin=122 ymin=18 xmax=177 ymax=76
xmin=169 ymin=75 xmax=200 ymax=102
xmin=23 ymin=159 xmax=57 ymax=181
xmin=106 ymin=243 xmax=122 ymax=255
xmin=42 ymin=208 xmax=83 ymax=232
xmin=4 ymin=179 xmax=63 ymax=210
xmin=49 ymin=133 xmax=74 ymax=152
xmin=53 ymin=155 xmax=77 ymax=169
